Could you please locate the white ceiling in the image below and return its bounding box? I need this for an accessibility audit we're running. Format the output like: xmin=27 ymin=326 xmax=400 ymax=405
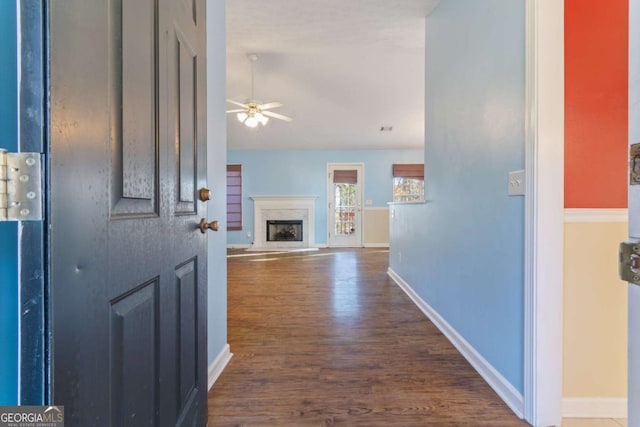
xmin=226 ymin=0 xmax=439 ymax=150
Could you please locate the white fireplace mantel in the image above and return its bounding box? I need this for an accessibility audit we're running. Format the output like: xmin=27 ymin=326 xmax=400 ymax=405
xmin=250 ymin=196 xmax=317 ymax=249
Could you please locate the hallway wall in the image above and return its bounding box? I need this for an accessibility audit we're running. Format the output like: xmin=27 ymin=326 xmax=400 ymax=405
xmin=389 ymin=0 xmax=525 ymax=400
xmin=562 ymin=0 xmax=629 ymax=415
xmin=564 ymin=0 xmax=627 ymax=209
xmin=563 ymin=219 xmax=627 ymax=401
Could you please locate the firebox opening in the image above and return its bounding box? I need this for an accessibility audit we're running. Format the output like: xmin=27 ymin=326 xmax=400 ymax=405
xmin=266 ymin=220 xmax=303 ymax=242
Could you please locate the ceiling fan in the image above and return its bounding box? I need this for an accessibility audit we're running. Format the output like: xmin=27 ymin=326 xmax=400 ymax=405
xmin=226 ymin=54 xmax=293 ymax=128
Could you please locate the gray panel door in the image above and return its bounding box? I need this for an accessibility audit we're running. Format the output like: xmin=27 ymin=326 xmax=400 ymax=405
xmin=49 ymin=0 xmax=208 ymax=425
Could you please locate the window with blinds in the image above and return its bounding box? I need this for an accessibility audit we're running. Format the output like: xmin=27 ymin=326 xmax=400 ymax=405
xmin=392 ymin=163 xmax=424 ymax=202
xmin=227 ymin=165 xmax=242 ymax=230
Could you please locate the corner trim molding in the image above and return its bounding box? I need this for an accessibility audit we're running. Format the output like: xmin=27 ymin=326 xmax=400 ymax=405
xmin=561 ymin=398 xmax=627 ymax=418
xmin=564 ymin=208 xmax=628 ymax=223
xmin=208 ymin=344 xmax=233 ymax=391
xmin=387 ymin=268 xmax=525 ymax=419
xmin=524 ymin=0 xmax=564 ymax=425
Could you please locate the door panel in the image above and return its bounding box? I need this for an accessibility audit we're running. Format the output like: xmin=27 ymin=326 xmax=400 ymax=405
xmin=110 ymin=280 xmax=159 ymax=426
xmin=111 ymin=0 xmax=159 ymax=217
xmin=176 ymin=32 xmax=198 ymax=213
xmin=176 ymin=259 xmax=197 ymax=406
xmin=50 ymin=0 xmax=207 ymax=425
xmin=121 ymin=0 xmax=156 ymax=202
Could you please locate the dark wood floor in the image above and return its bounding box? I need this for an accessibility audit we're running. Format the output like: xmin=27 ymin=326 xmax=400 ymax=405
xmin=208 ymin=248 xmax=529 ymax=426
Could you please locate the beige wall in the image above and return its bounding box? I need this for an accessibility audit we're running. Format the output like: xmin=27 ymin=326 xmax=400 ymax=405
xmin=364 ymin=207 xmax=389 ymax=246
xmin=563 ymin=220 xmax=627 ymax=397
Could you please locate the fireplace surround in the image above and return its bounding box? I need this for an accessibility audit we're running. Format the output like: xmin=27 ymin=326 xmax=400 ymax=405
xmin=251 ymin=196 xmax=316 ymax=249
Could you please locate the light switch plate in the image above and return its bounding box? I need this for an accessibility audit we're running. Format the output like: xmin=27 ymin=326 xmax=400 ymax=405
xmin=365 ymin=199 xmax=373 ymax=205
xmin=508 ymin=170 xmax=525 ymax=196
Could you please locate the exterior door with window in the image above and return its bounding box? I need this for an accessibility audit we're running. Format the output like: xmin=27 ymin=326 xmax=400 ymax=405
xmin=328 ymin=164 xmax=363 ymax=247
xmin=49 ymin=0 xmax=209 ymax=424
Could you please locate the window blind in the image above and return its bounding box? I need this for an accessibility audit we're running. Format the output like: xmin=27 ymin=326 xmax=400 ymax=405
xmin=227 ymin=164 xmax=242 ymax=230
xmin=392 ymin=164 xmax=424 ymax=179
xmin=333 ymin=169 xmax=358 ymax=184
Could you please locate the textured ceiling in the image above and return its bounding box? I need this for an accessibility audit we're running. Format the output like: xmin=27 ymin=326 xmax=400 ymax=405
xmin=226 ymin=0 xmax=439 ymax=150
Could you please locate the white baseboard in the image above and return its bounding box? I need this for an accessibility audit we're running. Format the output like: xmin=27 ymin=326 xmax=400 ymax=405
xmin=227 ymin=244 xmax=251 ymax=249
xmin=562 ymin=397 xmax=627 ymax=418
xmin=208 ymin=344 xmax=233 ymax=391
xmin=564 ymin=208 xmax=628 ymax=223
xmin=387 ymin=268 xmax=525 ymax=419
xmin=229 ymin=243 xmax=329 ymax=249
xmin=364 ymin=243 xmax=389 ymax=248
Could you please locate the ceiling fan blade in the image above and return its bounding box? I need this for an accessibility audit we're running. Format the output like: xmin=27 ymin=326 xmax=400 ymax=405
xmin=263 ymin=110 xmax=293 ymax=122
xmin=226 ymin=99 xmax=249 ymax=108
xmin=258 ymin=102 xmax=283 ymax=110
xmin=225 ymin=109 xmax=246 ymax=113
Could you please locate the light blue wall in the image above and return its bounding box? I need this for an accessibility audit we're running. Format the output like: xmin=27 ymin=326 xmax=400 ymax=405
xmin=227 ymin=149 xmax=423 ymax=245
xmin=390 ymin=0 xmax=525 ymax=392
xmin=0 ymin=0 xmax=19 ymax=405
xmin=206 ymin=0 xmax=228 ymax=365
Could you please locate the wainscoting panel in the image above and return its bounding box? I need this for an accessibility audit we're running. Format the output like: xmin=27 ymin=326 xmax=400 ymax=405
xmin=563 ymin=210 xmax=628 ymax=417
xmin=364 ymin=207 xmax=389 ymax=247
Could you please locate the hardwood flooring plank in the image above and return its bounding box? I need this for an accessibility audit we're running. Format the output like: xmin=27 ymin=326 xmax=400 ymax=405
xmin=208 ymin=248 xmax=528 ymax=426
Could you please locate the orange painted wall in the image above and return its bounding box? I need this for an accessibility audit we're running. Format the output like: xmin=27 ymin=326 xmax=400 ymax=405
xmin=565 ymin=0 xmax=628 ymax=208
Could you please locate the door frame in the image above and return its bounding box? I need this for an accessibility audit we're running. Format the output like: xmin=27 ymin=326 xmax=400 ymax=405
xmin=12 ymin=0 xmax=565 ymax=421
xmin=0 ymin=0 xmax=19 ymax=406
xmin=523 ymin=0 xmax=564 ymax=425
xmin=17 ymin=0 xmax=48 ymax=405
xmin=627 ymin=0 xmax=638 ymax=423
xmin=326 ymin=162 xmax=364 ymax=247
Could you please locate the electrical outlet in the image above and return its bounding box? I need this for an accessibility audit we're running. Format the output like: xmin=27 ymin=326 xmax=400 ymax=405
xmin=247 ymin=231 xmax=252 ymax=238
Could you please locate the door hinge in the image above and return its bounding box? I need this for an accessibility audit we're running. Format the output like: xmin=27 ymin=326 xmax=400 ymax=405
xmin=619 ymin=241 xmax=640 ymax=286
xmin=0 ymin=149 xmax=43 ymax=221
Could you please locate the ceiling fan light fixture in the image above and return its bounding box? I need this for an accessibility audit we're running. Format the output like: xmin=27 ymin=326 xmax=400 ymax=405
xmin=225 ymin=54 xmax=293 ymax=128
xmin=244 ymin=115 xmax=259 ymax=128
xmin=237 ymin=111 xmax=248 ymax=123
xmin=255 ymin=112 xmax=269 ymax=126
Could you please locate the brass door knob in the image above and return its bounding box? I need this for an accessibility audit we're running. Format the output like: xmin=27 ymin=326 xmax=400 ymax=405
xmin=199 ymin=218 xmax=219 ymax=233
xmin=199 ymin=188 xmax=212 ymax=202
